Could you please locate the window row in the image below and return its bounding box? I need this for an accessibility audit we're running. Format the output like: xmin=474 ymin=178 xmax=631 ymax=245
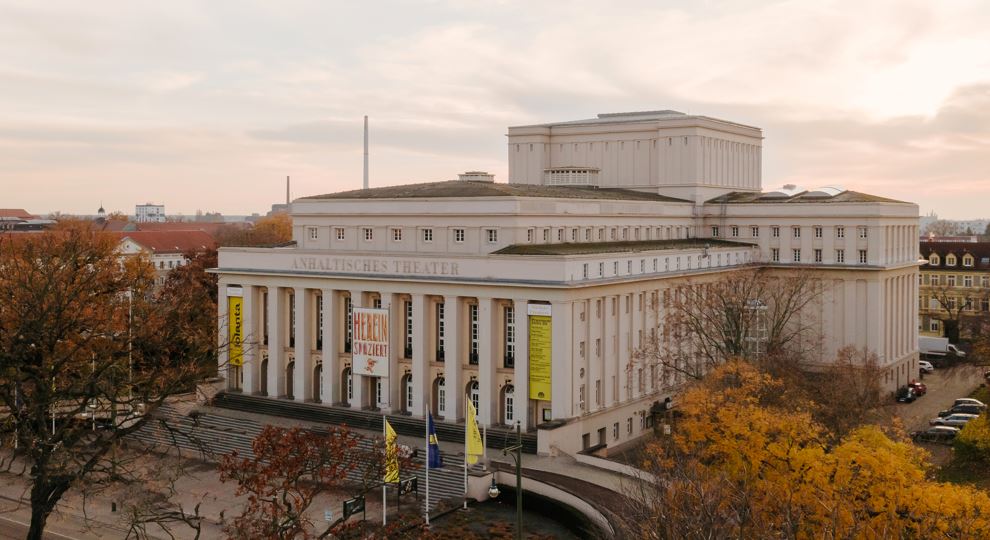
xmin=927 ymin=253 xmax=986 ymax=268
xmin=711 ymin=224 xmax=868 ymax=239
xmin=580 ymin=251 xmax=751 ymax=279
xmin=306 ymin=226 xmax=496 ymax=244
xmin=769 ymin=248 xmax=867 ymax=264
xmin=922 ymin=274 xmax=990 ymax=288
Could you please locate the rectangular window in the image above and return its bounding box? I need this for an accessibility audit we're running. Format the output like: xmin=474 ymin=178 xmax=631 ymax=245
xmin=599 ymin=262 xmax=604 ymax=276
xmin=598 ymin=228 xmax=604 ymax=241
xmin=771 ymin=248 xmax=780 ymax=262
xmin=711 ymin=226 xmax=720 ymax=238
xmin=930 ymin=319 xmax=940 ymax=332
xmin=436 ymin=303 xmax=445 ymax=358
xmin=859 ymin=227 xmax=868 ymax=239
xmin=557 ymin=229 xmax=564 ymax=242
xmin=527 ymin=229 xmax=533 ymax=243
xmin=792 ymin=249 xmax=801 ymax=263
xmin=771 ymin=226 xmax=780 ymax=238
xmin=859 ymin=249 xmax=868 ymax=264
xmin=363 ymin=227 xmax=373 ymax=241
xmin=571 ymin=229 xmax=578 ymax=242
xmin=814 ymin=226 xmax=823 ymax=238
xmin=948 ymin=275 xmax=957 ymax=287
xmin=392 ymin=228 xmax=403 ymax=242
xmin=504 ymin=306 xmax=515 ymax=368
xmin=751 ymin=226 xmax=759 ymax=237
xmin=316 ymin=295 xmax=323 ymax=348
xmin=454 ymin=228 xmax=465 ymax=243
xmin=982 ymin=276 xmax=989 ymax=288
xmin=627 ymin=418 xmax=633 ymax=435
xmin=793 ymin=227 xmax=801 ymax=238
xmin=731 ymin=226 xmax=739 ymax=237
xmin=585 ymin=229 xmax=592 ymax=241
xmin=344 ymin=296 xmax=352 ymax=350
xmin=307 ymin=226 xmax=318 ymax=240
xmin=405 ymin=301 xmax=413 ymax=358
xmin=469 ymin=304 xmax=479 ymax=363
xmin=543 ymin=229 xmax=550 ymax=242
xmin=582 ymin=263 xmax=589 ymax=279
xmin=422 ymin=228 xmax=433 ymax=242
xmin=836 ymin=226 xmax=845 ymax=238
xmin=814 ymin=248 xmax=823 ymax=263
xmin=964 ymin=276 xmax=973 ymax=287
xmin=335 ymin=227 xmax=345 ymax=240
xmin=836 ymin=249 xmax=845 ymax=263
xmin=613 ymin=422 xmax=619 ymax=440
xmin=486 ymin=229 xmax=498 ymax=243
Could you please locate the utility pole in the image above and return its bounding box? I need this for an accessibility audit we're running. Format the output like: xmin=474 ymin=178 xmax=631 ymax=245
xmin=363 ymin=115 xmax=369 ymax=190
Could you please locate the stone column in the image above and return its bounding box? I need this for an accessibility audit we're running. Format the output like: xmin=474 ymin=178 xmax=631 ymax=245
xmin=411 ymin=293 xmax=429 ymax=417
xmin=382 ymin=292 xmax=402 ymax=413
xmin=551 ymin=301 xmax=573 ymax=419
xmin=512 ymin=299 xmax=530 ymax=431
xmin=218 ymin=284 xmax=230 ymax=387
xmin=320 ymin=289 xmax=338 ymax=404
xmin=444 ymin=295 xmax=462 ymax=422
xmin=349 ymin=290 xmax=365 ymax=410
xmin=477 ymin=297 xmax=497 ymax=426
xmin=242 ymin=285 xmax=258 ymax=394
xmin=267 ymin=286 xmax=284 ymax=397
xmin=293 ymin=287 xmax=311 ymax=402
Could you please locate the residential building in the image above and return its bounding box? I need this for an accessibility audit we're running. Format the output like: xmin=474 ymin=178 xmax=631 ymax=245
xmin=114 ymin=230 xmax=216 ymax=285
xmin=214 ymin=110 xmax=919 ymax=455
xmin=135 ymin=203 xmax=166 ymax=223
xmin=918 ymin=241 xmax=990 ymax=337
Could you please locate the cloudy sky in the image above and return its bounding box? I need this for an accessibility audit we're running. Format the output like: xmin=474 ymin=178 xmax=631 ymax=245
xmin=1 ymin=0 xmax=988 ymax=218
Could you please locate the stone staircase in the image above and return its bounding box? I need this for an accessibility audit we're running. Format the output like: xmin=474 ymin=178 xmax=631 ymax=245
xmin=131 ymin=402 xmax=475 ymax=514
xmin=212 ymin=392 xmax=539 ymax=454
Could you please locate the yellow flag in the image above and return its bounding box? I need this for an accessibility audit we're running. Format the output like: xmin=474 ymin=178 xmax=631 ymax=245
xmin=465 ymin=400 xmax=483 ymax=464
xmin=384 ymin=419 xmax=399 ymax=483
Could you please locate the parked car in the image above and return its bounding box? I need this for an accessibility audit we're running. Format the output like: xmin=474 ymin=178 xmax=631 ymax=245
xmin=896 ymin=386 xmax=917 ymax=403
xmin=954 ymin=398 xmax=987 ymax=409
xmin=918 ymin=360 xmax=935 ymax=373
xmin=908 ymin=381 xmax=927 ymax=396
xmin=930 ymin=413 xmax=979 ymax=427
xmin=912 ymin=426 xmax=960 ymax=444
xmin=938 ymin=404 xmax=984 ymax=417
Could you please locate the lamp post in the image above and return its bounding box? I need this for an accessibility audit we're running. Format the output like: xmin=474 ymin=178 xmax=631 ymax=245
xmin=501 ymin=420 xmax=523 ymax=540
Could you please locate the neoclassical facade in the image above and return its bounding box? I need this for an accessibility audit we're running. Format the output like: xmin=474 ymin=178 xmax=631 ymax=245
xmin=215 ymin=111 xmax=920 ymax=454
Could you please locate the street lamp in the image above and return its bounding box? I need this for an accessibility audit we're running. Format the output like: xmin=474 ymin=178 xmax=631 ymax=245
xmin=488 ymin=477 xmax=500 ymax=499
xmin=501 ymin=420 xmax=524 ymax=540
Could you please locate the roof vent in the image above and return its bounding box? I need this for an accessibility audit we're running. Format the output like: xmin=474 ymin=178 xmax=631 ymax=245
xmin=544 ymin=167 xmax=600 ymax=187
xmin=458 ymin=171 xmax=495 ymax=182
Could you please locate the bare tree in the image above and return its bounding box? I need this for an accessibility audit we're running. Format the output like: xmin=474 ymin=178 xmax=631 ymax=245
xmin=926 ymin=279 xmax=990 ymax=343
xmin=0 ymin=223 xmax=217 ymax=539
xmin=923 ymin=220 xmax=962 ymax=237
xmin=636 ymin=267 xmax=823 ymax=381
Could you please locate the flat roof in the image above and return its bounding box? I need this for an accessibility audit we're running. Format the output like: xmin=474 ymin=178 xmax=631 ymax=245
xmin=510 ymin=110 xmax=762 ymax=131
xmin=302 ymin=181 xmax=691 ymax=203
xmin=493 ymin=238 xmax=754 ymax=256
xmin=707 ymin=190 xmax=910 ymax=205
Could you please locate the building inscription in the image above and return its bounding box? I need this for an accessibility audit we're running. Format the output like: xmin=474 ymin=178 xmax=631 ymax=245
xmin=292 ymin=257 xmax=460 ymax=276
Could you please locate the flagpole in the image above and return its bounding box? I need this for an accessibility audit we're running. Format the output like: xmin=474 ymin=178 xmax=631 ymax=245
xmin=425 ymin=409 xmax=431 ymax=526
xmin=383 ymin=414 xmax=387 ymax=526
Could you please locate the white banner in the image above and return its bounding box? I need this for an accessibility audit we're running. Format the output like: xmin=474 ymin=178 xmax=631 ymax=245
xmin=352 ymin=307 xmax=389 ymax=377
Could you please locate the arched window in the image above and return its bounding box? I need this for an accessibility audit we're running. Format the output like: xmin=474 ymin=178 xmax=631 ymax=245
xmin=469 ymin=381 xmax=480 ymax=416
xmin=405 ymin=375 xmax=414 ymax=413
xmin=313 ymin=363 xmax=322 ymax=403
xmin=285 ymin=361 xmax=295 ymax=399
xmin=343 ymin=367 xmax=352 ymax=403
xmin=436 ymin=377 xmax=446 ymax=417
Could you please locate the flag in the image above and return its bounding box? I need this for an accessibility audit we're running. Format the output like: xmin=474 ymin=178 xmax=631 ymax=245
xmin=427 ymin=413 xmax=443 ymax=469
xmin=384 ymin=418 xmax=399 ymax=483
xmin=465 ymin=400 xmax=483 ymax=465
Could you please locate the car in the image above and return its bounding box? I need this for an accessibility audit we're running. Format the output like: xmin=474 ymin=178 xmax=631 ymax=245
xmin=938 ymin=404 xmax=984 ymax=417
xmin=912 ymin=426 xmax=960 ymax=444
xmin=907 ymin=381 xmax=927 ymax=396
xmin=896 ymin=386 xmax=917 ymax=403
xmin=930 ymin=413 xmax=979 ymax=427
xmin=954 ymin=398 xmax=987 ymax=409
xmin=918 ymin=360 xmax=935 ymax=373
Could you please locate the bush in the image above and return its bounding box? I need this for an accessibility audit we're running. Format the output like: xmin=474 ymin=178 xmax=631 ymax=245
xmin=954 ymin=414 xmax=990 ymax=462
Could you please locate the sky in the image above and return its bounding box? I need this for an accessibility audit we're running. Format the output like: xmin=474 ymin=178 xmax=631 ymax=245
xmin=1 ymin=0 xmax=988 ymax=219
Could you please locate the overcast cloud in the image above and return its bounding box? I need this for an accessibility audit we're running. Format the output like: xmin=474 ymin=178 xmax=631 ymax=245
xmin=1 ymin=0 xmax=987 ymax=218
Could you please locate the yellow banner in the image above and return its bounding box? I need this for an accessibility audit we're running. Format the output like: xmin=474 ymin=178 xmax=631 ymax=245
xmin=384 ymin=419 xmax=399 ymax=483
xmin=465 ymin=401 xmax=483 ymax=464
xmin=529 ymin=315 xmax=552 ymax=401
xmin=228 ymin=296 xmax=243 ymax=367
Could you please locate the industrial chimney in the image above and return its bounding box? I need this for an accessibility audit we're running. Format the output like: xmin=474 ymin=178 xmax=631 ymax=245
xmin=363 ymin=115 xmax=369 ymax=190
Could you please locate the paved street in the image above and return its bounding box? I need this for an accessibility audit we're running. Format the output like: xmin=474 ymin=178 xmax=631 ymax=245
xmin=886 ymin=364 xmax=984 ymax=432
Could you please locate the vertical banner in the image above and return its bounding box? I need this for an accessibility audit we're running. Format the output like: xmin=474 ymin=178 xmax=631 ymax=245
xmin=228 ymin=293 xmax=244 ymax=367
xmin=353 ymin=307 xmax=390 ymax=377
xmin=528 ymin=304 xmax=552 ymax=401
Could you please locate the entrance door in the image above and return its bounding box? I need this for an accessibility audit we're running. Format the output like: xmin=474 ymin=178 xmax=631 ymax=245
xmin=285 ymin=361 xmax=295 ymax=399
xmin=313 ymin=364 xmax=322 ymax=403
xmin=503 ymin=385 xmax=515 ymax=425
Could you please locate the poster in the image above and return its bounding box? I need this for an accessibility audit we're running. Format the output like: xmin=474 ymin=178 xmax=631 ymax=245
xmin=352 ymin=307 xmax=389 ymax=377
xmin=528 ymin=304 xmax=552 ymax=401
xmin=228 ymin=295 xmax=243 ymax=367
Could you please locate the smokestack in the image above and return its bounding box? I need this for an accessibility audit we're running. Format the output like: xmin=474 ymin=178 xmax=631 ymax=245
xmin=286 ymin=176 xmax=290 ymax=206
xmin=363 ymin=115 xmax=369 ymax=190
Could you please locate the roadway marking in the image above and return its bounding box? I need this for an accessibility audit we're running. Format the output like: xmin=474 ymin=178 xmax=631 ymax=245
xmin=0 ymin=514 xmax=79 ymax=540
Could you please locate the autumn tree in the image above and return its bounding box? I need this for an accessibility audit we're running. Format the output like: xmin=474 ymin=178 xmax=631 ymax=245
xmin=619 ymin=361 xmax=990 ymax=539
xmin=636 ymin=267 xmax=823 ymax=381
xmin=792 ymin=346 xmax=885 ymax=439
xmin=926 ymin=278 xmax=990 ymax=343
xmin=0 ymin=224 xmax=216 ymax=539
xmin=217 ymin=213 xmax=293 ymax=247
xmin=218 ymin=425 xmax=419 ymax=540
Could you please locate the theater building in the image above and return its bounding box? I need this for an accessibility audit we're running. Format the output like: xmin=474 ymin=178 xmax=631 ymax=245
xmin=214 ymin=111 xmax=920 ymax=454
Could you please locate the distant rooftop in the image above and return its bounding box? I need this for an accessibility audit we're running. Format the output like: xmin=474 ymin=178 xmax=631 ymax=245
xmin=302 ymin=181 xmax=690 ymax=203
xmin=511 ymin=110 xmax=761 ymax=131
xmin=494 ymin=238 xmax=753 ymax=256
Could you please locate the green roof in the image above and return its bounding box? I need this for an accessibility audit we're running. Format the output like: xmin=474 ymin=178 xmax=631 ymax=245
xmin=707 ymin=190 xmax=909 ymax=204
xmin=302 ymin=181 xmax=691 ymax=203
xmin=493 ymin=238 xmax=754 ymax=256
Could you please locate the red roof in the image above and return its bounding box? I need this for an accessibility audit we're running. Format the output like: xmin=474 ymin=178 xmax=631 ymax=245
xmin=113 ymin=230 xmax=216 ymax=254
xmin=0 ymin=209 xmax=36 ymax=219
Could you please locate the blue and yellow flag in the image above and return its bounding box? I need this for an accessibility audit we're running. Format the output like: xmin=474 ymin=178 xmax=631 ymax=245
xmin=384 ymin=418 xmax=399 ymax=483
xmin=427 ymin=413 xmax=443 ymax=469
xmin=465 ymin=401 xmax=483 ymax=465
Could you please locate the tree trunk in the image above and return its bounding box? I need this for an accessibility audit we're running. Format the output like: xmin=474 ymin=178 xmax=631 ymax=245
xmin=27 ymin=504 xmax=51 ymax=540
